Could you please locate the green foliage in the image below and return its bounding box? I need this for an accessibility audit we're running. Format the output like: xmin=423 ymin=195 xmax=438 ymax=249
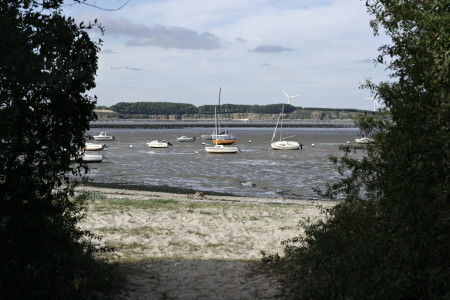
xmin=110 ymin=102 xmax=297 ymax=115
xmin=287 ymin=108 xmax=366 ymax=120
xmin=198 ymin=103 xmax=296 ymax=114
xmin=0 ymin=0 xmax=117 ymax=297
xmin=111 ymin=101 xmax=198 ymax=115
xmin=106 ymin=101 xmax=369 ymax=119
xmin=266 ymin=1 xmax=450 ymax=298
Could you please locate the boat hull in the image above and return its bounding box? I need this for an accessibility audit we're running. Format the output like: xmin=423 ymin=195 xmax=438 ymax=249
xmin=202 ymin=133 xmax=235 ymax=140
xmin=147 ymin=141 xmax=169 ymax=148
xmin=84 ymin=143 xmax=105 ymax=151
xmin=212 ymin=139 xmax=235 ymax=145
xmin=93 ymin=136 xmax=113 ymax=141
xmin=82 ymin=154 xmax=103 ymax=162
xmin=205 ymin=145 xmax=239 ymax=154
xmin=355 ymin=137 xmax=374 ymax=144
xmin=271 ymin=141 xmax=300 ymax=150
xmin=177 ymin=137 xmax=196 ymax=142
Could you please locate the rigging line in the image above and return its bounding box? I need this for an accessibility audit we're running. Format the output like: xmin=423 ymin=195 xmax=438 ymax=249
xmin=78 ymin=0 xmax=131 ymax=11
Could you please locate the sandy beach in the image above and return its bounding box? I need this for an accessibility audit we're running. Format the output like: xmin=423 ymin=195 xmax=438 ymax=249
xmin=78 ymin=186 xmax=336 ymax=299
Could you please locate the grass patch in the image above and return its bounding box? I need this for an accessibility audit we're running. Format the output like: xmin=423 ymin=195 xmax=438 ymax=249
xmin=187 ymin=230 xmax=207 ymax=237
xmin=199 ymin=210 xmax=219 ymax=216
xmin=106 ymin=242 xmax=145 ymax=251
xmin=97 ymin=227 xmax=123 ymax=234
xmin=279 ymin=225 xmax=295 ymax=231
xmin=168 ymin=241 xmax=201 ymax=252
xmin=206 ymin=242 xmax=226 ymax=248
xmin=127 ymin=226 xmax=173 ymax=237
xmin=81 ymin=191 xmax=309 ymax=213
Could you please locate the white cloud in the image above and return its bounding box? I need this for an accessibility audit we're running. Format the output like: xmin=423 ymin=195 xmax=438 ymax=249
xmin=249 ymin=45 xmax=293 ymax=53
xmin=101 ymin=17 xmax=221 ymax=50
xmin=66 ymin=0 xmax=388 ymax=109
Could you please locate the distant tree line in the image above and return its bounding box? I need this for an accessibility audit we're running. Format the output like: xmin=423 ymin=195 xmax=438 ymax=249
xmin=109 ymin=102 xmax=300 ymax=115
xmin=111 ymin=102 xmax=198 ymax=115
xmin=301 ymin=107 xmax=363 ymax=112
xmin=198 ymin=103 xmax=296 ymax=114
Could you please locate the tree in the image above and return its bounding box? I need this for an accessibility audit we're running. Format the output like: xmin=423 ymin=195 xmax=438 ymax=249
xmin=265 ymin=1 xmax=449 ymax=298
xmin=0 ymin=0 xmax=111 ymax=297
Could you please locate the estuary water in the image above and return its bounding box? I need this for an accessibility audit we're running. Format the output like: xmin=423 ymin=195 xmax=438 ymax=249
xmin=85 ymin=127 xmax=360 ymax=199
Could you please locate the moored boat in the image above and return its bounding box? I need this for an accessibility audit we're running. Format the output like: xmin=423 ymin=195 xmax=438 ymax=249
xmin=93 ymin=132 xmax=114 ymax=141
xmin=204 ymin=88 xmax=239 ymax=154
xmin=355 ymin=137 xmax=374 ymax=144
xmin=271 ymin=140 xmax=300 ymax=150
xmin=205 ymin=144 xmax=239 ymax=154
xmin=211 ymin=137 xmax=235 ymax=145
xmin=202 ymin=130 xmax=235 ymax=141
xmin=82 ymin=153 xmax=104 ymax=162
xmin=270 ymin=91 xmax=301 ymax=150
xmin=177 ymin=136 xmax=196 ymax=142
xmin=84 ymin=143 xmax=106 ymax=151
xmin=147 ymin=140 xmax=172 ymax=148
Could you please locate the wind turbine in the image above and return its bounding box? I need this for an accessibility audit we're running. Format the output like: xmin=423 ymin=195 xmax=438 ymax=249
xmin=365 ymin=97 xmax=377 ymax=111
xmin=282 ymin=90 xmax=300 ymax=104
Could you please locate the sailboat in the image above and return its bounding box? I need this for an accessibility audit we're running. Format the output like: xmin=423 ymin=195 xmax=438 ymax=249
xmin=270 ymin=91 xmax=300 ymax=150
xmin=205 ymin=88 xmax=239 ymax=154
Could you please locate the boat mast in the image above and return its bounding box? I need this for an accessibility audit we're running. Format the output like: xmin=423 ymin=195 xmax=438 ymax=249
xmin=279 ymin=103 xmax=285 ymax=141
xmin=214 ymin=106 xmax=218 ymax=137
xmin=218 ymin=87 xmax=221 ymax=135
xmin=272 ymin=109 xmax=283 ymax=142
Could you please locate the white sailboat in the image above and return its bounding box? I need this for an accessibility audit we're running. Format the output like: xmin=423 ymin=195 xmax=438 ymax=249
xmin=147 ymin=140 xmax=173 ymax=148
xmin=270 ymin=91 xmax=300 ymax=150
xmin=205 ymin=88 xmax=239 ymax=154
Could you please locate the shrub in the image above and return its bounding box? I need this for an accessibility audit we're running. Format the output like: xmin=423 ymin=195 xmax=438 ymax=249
xmin=265 ymin=1 xmax=449 ymax=298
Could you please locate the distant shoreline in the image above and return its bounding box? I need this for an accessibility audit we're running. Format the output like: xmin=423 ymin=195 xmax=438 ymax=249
xmin=90 ymin=120 xmax=356 ymax=129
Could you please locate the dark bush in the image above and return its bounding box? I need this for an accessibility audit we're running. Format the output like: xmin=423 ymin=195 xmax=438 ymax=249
xmin=0 ymin=0 xmax=117 ymax=297
xmin=265 ymin=1 xmax=449 ymax=298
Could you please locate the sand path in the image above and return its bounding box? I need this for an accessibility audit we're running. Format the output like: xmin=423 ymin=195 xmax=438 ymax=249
xmin=78 ymin=187 xmax=335 ymax=299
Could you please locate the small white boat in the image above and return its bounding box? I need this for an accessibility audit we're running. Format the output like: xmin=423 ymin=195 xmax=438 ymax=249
xmin=270 ymin=91 xmax=301 ymax=150
xmin=82 ymin=153 xmax=103 ymax=162
xmin=355 ymin=137 xmax=374 ymax=144
xmin=93 ymin=132 xmax=114 ymax=141
xmin=271 ymin=140 xmax=300 ymax=150
xmin=84 ymin=143 xmax=105 ymax=151
xmin=177 ymin=136 xmax=196 ymax=142
xmin=205 ymin=144 xmax=239 ymax=154
xmin=147 ymin=140 xmax=172 ymax=148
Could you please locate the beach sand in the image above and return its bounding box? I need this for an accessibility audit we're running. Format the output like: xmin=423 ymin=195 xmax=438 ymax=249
xmin=78 ymin=186 xmax=336 ymax=299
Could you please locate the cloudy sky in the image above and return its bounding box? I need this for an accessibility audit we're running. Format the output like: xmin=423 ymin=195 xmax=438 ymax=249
xmin=64 ymin=0 xmax=388 ymax=109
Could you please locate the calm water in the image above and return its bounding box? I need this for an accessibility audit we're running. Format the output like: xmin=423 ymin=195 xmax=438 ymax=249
xmin=86 ymin=127 xmax=360 ymax=199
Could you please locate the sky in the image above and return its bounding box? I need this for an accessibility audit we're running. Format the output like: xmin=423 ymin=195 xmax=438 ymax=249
xmin=64 ymin=0 xmax=389 ymax=110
